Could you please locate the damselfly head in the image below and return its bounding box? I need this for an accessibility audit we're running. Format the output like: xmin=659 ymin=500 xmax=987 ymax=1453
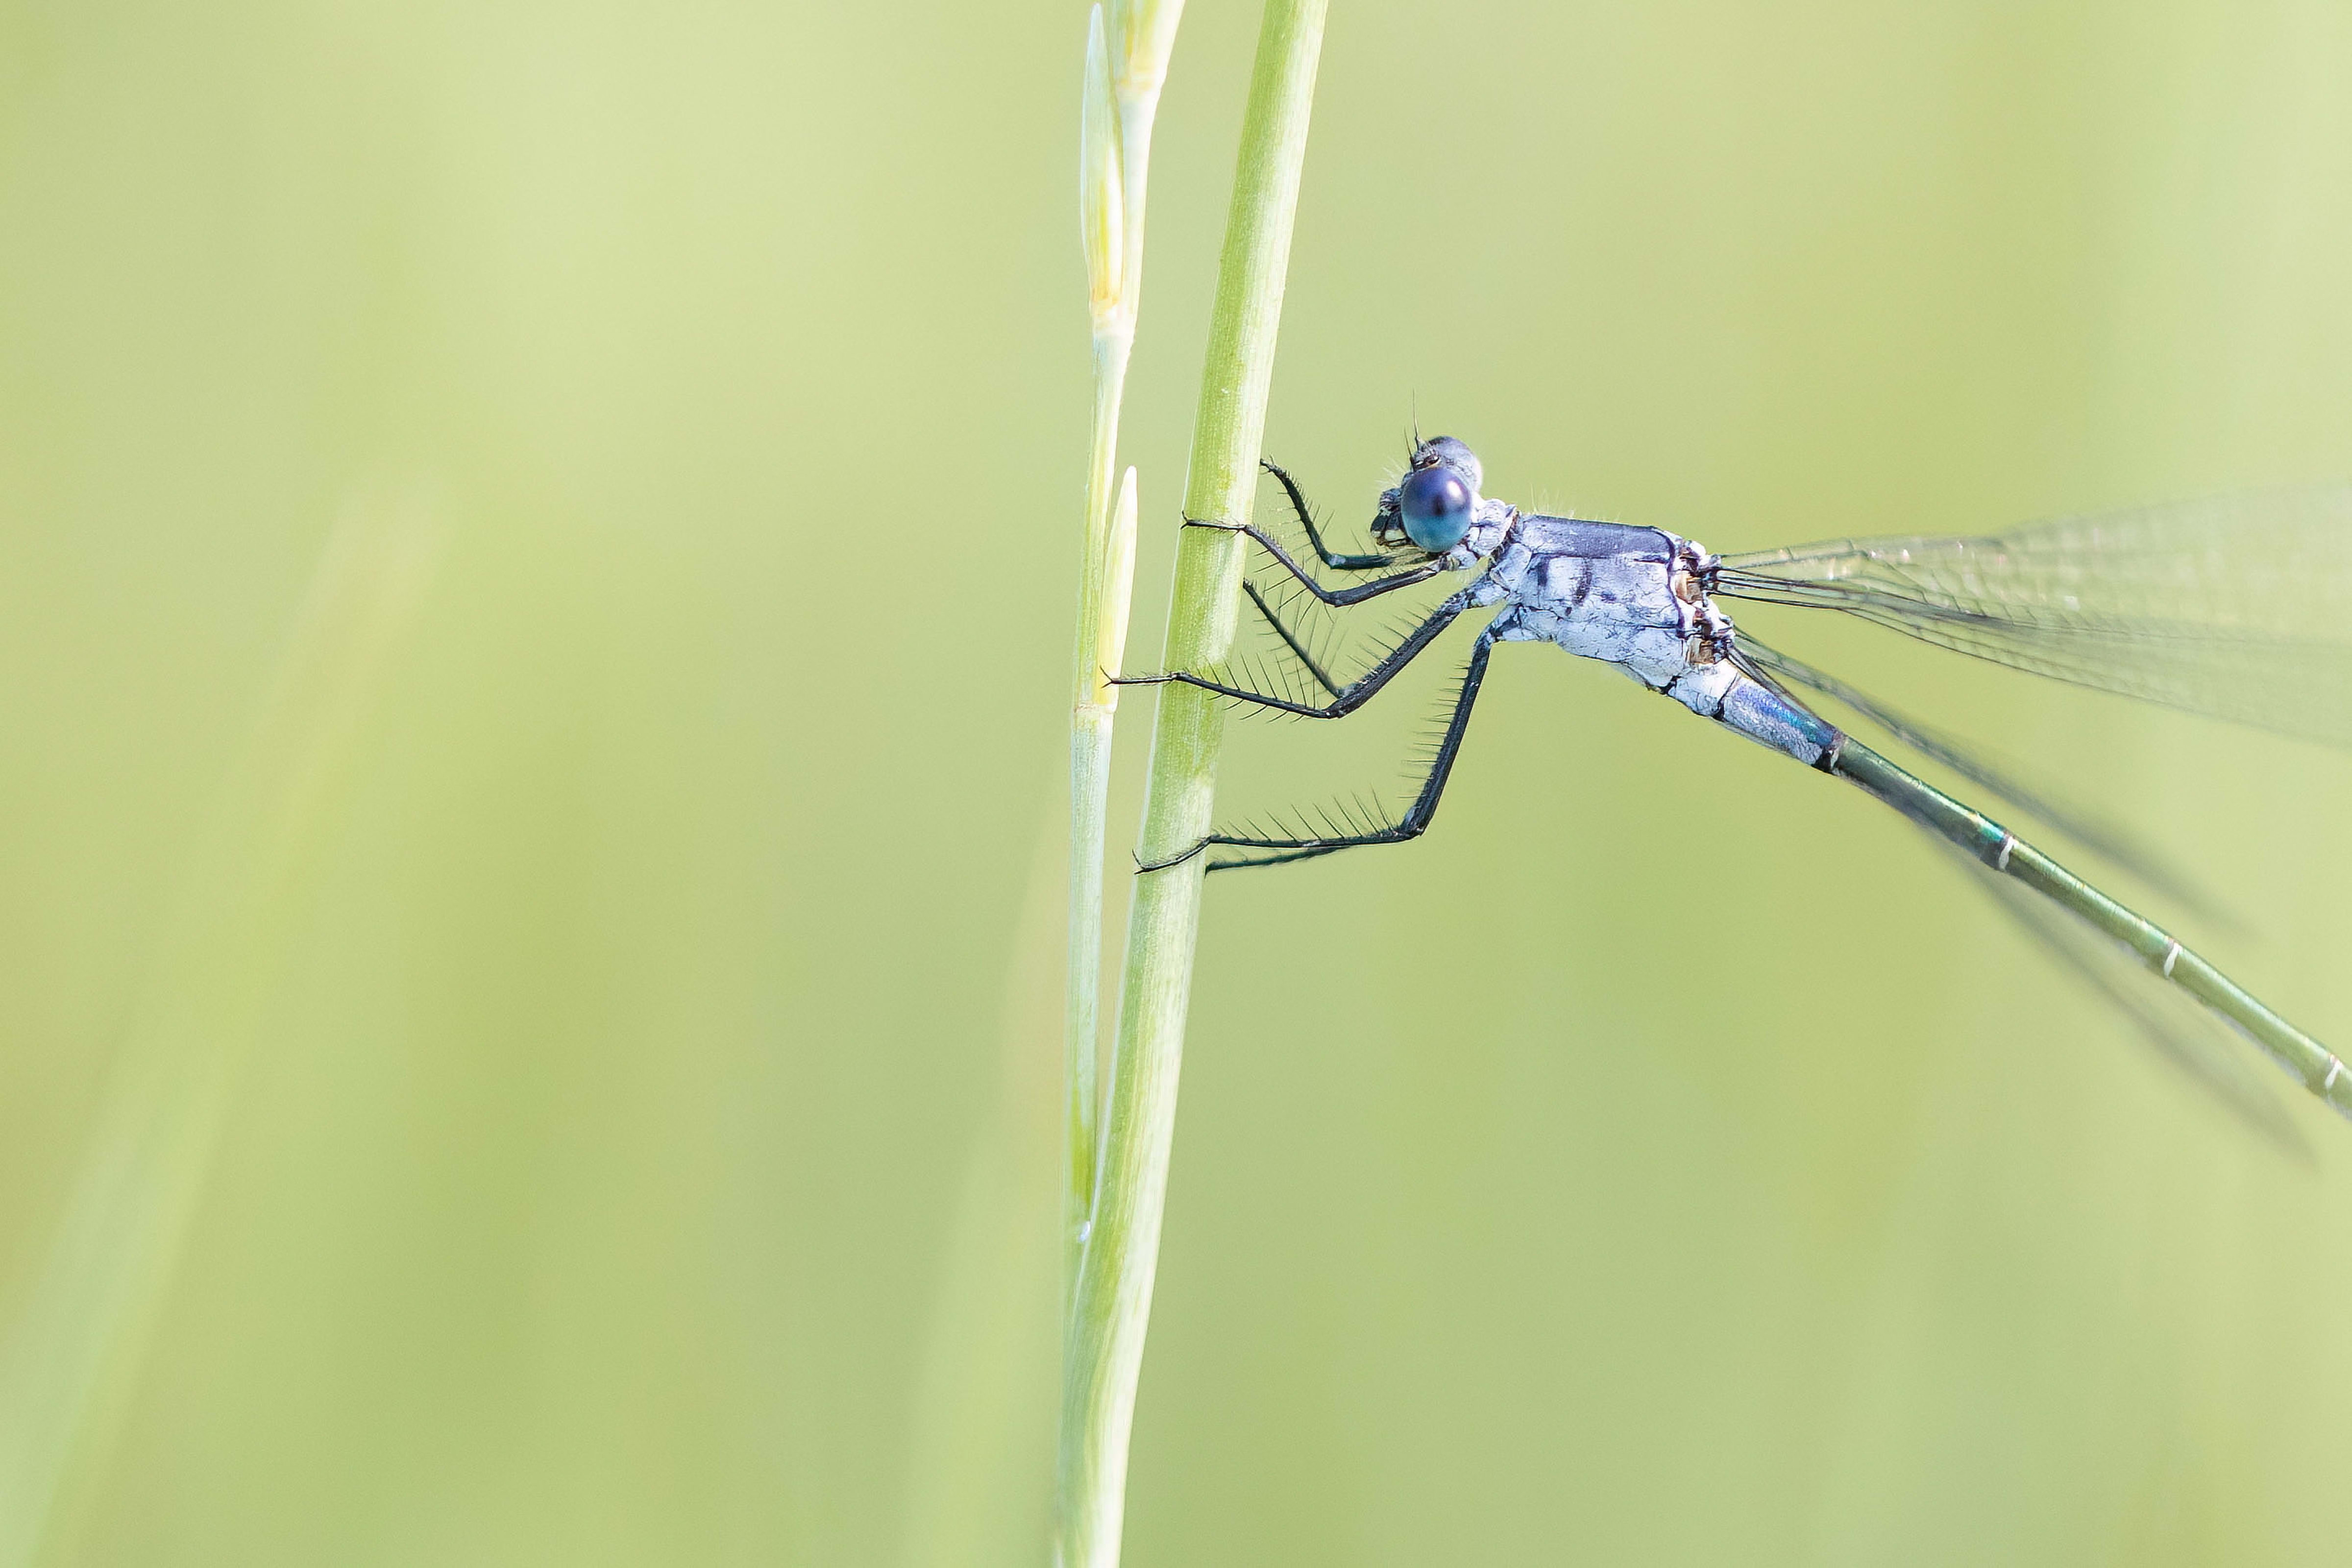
xmin=1376 ymin=436 xmax=1485 ymax=555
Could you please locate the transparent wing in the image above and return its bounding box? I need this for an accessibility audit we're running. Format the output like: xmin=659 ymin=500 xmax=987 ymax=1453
xmin=1836 ymin=737 xmax=2307 ymax=1151
xmin=1735 ymin=637 xmax=2234 ymax=926
xmin=1968 ymin=859 xmax=2306 ymax=1155
xmin=1715 ymin=486 xmax=2352 ymax=747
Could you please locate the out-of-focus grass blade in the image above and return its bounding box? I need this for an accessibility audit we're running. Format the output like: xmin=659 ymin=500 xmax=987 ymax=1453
xmin=897 ymin=805 xmax=1063 ymax=1567
xmin=0 ymin=486 xmax=443 ymax=1568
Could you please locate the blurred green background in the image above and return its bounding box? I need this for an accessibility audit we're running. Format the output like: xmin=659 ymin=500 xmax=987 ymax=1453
xmin=2 ymin=0 xmax=2350 ymax=1563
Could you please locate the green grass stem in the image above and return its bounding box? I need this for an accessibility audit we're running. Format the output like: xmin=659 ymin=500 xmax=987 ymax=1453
xmin=1055 ymin=4 xmax=1326 ymax=1563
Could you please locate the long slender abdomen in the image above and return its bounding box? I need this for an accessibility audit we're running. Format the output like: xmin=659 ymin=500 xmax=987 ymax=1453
xmin=1832 ymin=738 xmax=2352 ymax=1120
xmin=1679 ymin=666 xmax=1844 ymax=768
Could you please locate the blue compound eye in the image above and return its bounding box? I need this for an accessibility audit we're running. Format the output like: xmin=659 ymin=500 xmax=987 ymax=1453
xmin=1399 ymin=466 xmax=1473 ymax=553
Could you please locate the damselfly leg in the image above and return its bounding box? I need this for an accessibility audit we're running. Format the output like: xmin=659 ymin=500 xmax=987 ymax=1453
xmin=1258 ymin=458 xmax=1398 ymax=572
xmin=1114 ymin=588 xmax=1474 ymax=718
xmin=1127 ymin=456 xmax=1505 ymax=868
xmin=1240 ymin=580 xmax=1345 ymax=698
xmin=1183 ymin=516 xmax=1444 ymax=605
xmin=1138 ymin=631 xmax=1497 ymax=872
xmin=1138 ymin=456 xmax=1466 ymax=708
xmin=1227 ymin=458 xmax=1430 ymax=692
xmin=1184 ymin=459 xmax=1441 ymax=606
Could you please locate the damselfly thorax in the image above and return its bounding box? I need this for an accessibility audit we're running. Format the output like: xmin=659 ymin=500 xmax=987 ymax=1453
xmin=1466 ymin=512 xmax=1835 ymax=768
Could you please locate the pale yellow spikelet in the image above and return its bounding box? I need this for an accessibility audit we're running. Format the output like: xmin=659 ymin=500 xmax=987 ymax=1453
xmin=1105 ymin=0 xmax=1183 ymax=334
xmin=1079 ymin=4 xmax=1127 ymax=336
xmin=1109 ymin=0 xmax=1186 ymax=106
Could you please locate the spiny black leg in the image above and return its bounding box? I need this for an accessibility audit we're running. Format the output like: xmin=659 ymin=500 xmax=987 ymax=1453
xmin=1185 ymin=516 xmax=1443 ymax=606
xmin=1116 ymin=590 xmax=1472 ymax=719
xmin=1259 ymin=457 xmax=1395 ymax=571
xmin=1241 ymin=580 xmax=1343 ymax=699
xmin=1139 ymin=631 xmax=1497 ymax=874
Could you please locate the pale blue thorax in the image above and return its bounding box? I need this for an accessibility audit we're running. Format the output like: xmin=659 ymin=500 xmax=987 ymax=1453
xmin=1453 ymin=503 xmax=1842 ymax=769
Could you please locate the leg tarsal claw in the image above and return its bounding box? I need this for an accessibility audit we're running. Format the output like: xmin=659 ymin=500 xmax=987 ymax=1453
xmin=1134 ymin=840 xmax=1210 ymax=874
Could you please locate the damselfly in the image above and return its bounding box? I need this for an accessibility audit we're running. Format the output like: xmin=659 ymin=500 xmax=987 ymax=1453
xmin=1120 ymin=437 xmax=2352 ymax=1134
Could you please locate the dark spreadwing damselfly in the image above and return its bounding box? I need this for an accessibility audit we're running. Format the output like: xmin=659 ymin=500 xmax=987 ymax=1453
xmin=1118 ymin=436 xmax=2352 ymax=1139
